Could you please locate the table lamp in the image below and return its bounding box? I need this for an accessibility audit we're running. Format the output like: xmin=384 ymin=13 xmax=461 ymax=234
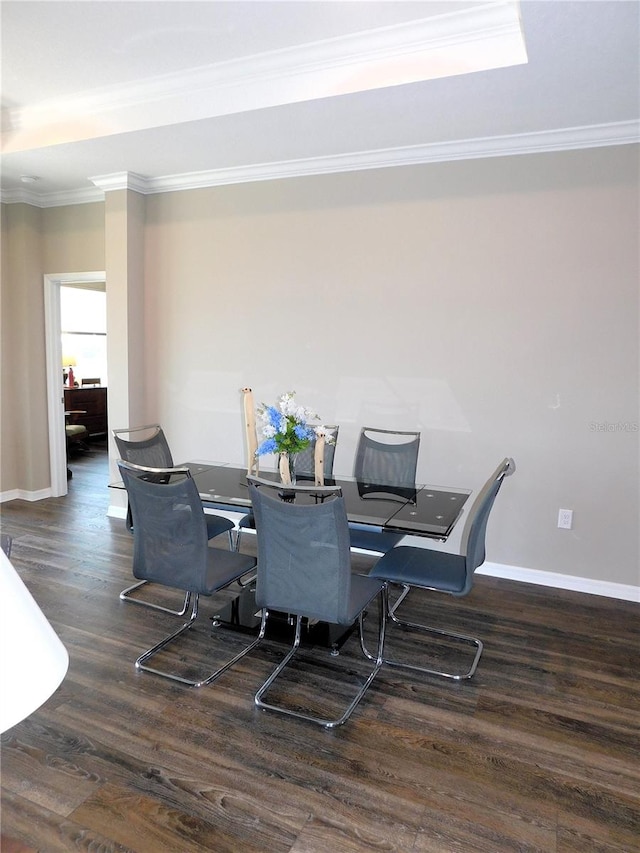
xmin=0 ymin=548 xmax=69 ymax=733
xmin=62 ymin=353 xmax=77 ymax=387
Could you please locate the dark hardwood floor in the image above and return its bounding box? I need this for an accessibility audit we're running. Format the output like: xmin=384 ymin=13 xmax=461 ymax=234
xmin=1 ymin=446 xmax=638 ymax=852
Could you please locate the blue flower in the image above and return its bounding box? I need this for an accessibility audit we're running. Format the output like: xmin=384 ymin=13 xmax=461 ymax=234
xmin=255 ymin=392 xmax=321 ymax=456
xmin=257 ymin=437 xmax=277 ymax=455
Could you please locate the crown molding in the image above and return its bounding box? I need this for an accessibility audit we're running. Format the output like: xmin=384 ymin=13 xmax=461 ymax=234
xmin=0 ymin=185 xmax=104 ymax=208
xmin=142 ymin=121 xmax=640 ymax=194
xmin=88 ymin=172 xmax=149 ymax=194
xmin=3 ymin=1 xmax=525 ymax=154
xmin=2 ymin=121 xmax=637 ymax=208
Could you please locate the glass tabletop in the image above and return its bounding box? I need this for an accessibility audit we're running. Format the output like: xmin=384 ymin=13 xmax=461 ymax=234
xmin=189 ymin=463 xmax=470 ymax=539
xmin=384 ymin=486 xmax=469 ymax=538
xmin=111 ymin=461 xmax=471 ymax=539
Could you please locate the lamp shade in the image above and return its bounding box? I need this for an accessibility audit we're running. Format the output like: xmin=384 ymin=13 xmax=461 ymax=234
xmin=0 ymin=549 xmax=69 ymax=733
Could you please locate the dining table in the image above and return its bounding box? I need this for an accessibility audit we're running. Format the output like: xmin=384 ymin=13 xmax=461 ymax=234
xmin=112 ymin=461 xmax=472 ymax=650
xmin=185 ymin=461 xmax=471 ymax=541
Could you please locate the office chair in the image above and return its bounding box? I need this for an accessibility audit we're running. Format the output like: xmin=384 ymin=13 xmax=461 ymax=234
xmin=350 ymin=427 xmax=421 ymax=554
xmin=114 ymin=423 xmax=235 ymax=613
xmin=248 ymin=475 xmax=386 ymax=728
xmin=118 ymin=461 xmax=259 ymax=687
xmin=365 ymin=457 xmax=515 ymax=680
xmin=235 ymin=426 xmax=339 ymax=553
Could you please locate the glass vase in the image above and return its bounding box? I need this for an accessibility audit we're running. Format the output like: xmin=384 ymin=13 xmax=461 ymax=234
xmin=278 ymin=452 xmax=297 ymax=486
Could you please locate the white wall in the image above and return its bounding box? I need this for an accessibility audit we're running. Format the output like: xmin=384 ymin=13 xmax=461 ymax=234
xmin=140 ymin=146 xmax=639 ymax=590
xmin=3 ymin=146 xmax=636 ymax=595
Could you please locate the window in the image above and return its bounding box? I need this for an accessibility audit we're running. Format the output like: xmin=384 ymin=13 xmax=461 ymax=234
xmin=61 ymin=286 xmax=107 ymax=385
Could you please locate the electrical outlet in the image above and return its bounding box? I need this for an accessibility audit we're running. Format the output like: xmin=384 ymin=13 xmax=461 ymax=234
xmin=558 ymin=508 xmax=573 ymax=530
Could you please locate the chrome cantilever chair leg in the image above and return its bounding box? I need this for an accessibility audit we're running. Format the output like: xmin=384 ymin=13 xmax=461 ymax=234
xmin=363 ymin=459 xmax=515 ymax=681
xmin=135 ymin=594 xmax=262 ymax=687
xmin=387 ymin=582 xmax=483 ymax=680
xmin=360 ymin=583 xmax=483 ymax=681
xmin=255 ymin=589 xmax=386 ymax=729
xmin=120 ymin=581 xmax=192 ymax=616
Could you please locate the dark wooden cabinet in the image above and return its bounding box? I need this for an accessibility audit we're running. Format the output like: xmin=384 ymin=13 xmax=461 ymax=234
xmin=64 ymin=387 xmax=108 ymax=437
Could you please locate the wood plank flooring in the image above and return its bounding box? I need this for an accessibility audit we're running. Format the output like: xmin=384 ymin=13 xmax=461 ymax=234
xmin=1 ymin=446 xmax=638 ymax=852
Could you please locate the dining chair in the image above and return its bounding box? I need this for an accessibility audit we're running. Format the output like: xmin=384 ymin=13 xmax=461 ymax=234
xmin=113 ymin=423 xmax=174 ymax=471
xmin=234 ymin=426 xmax=339 ymax=553
xmin=350 ymin=427 xmax=421 ymax=554
xmin=65 ymin=411 xmax=90 ymax=449
xmin=114 ymin=423 xmax=235 ymax=613
xmin=248 ymin=475 xmax=386 ymax=728
xmin=292 ymin=424 xmax=339 ymax=482
xmin=365 ymin=457 xmax=515 ymax=680
xmin=118 ymin=460 xmax=259 ymax=687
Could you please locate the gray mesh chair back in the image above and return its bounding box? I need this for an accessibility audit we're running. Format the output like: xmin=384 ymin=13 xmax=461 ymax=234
xmin=459 ymin=457 xmax=516 ymax=594
xmin=350 ymin=427 xmax=420 ymax=553
xmin=113 ymin=424 xmax=174 ymax=469
xmin=247 ymin=475 xmax=386 ymax=727
xmin=251 ymin=481 xmax=352 ymax=625
xmin=367 ymin=457 xmax=516 ymax=680
xmin=235 ymin=426 xmax=339 ymax=553
xmin=113 ymin=424 xmax=173 ymax=534
xmin=354 ymin=427 xmax=420 ymax=490
xmin=119 ymin=463 xmax=208 ymax=592
xmin=294 ymin=425 xmax=339 ymax=481
xmin=118 ymin=460 xmax=258 ymax=686
xmin=112 ymin=424 xmax=235 ymax=564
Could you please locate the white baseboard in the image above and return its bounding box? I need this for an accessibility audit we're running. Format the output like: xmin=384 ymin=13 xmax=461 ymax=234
xmin=352 ymin=547 xmax=638 ymax=603
xmin=1 ymin=487 xmax=53 ymax=503
xmin=478 ymin=561 xmax=639 ymax=603
xmin=107 ymin=504 xmax=127 ymax=520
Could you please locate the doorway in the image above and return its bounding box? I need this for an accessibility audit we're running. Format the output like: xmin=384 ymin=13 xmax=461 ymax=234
xmin=44 ymin=271 xmax=106 ymax=497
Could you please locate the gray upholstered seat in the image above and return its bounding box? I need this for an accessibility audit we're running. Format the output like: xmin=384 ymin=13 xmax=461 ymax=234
xmin=350 ymin=427 xmax=421 ymax=554
xmin=118 ymin=460 xmax=259 ymax=687
xmin=114 ymin=423 xmax=235 ymax=613
xmin=366 ymin=457 xmax=515 ymax=680
xmin=248 ymin=475 xmax=386 ymax=728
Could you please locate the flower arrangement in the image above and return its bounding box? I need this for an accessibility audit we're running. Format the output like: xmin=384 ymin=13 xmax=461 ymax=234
xmin=256 ymin=391 xmax=319 ymax=457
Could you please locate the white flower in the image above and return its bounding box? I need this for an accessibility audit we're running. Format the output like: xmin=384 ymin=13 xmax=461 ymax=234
xmin=255 ymin=391 xmax=322 ymax=456
xmin=315 ymin=425 xmax=336 ymax=444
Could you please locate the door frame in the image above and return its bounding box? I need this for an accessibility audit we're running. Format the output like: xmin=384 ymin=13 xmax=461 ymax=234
xmin=44 ymin=271 xmax=106 ymax=496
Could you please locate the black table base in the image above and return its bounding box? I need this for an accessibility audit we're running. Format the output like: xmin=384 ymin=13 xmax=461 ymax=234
xmin=210 ymin=584 xmax=356 ymax=653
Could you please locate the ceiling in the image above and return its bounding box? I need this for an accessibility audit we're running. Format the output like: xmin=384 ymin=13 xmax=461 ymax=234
xmin=1 ymin=0 xmax=639 ymax=207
